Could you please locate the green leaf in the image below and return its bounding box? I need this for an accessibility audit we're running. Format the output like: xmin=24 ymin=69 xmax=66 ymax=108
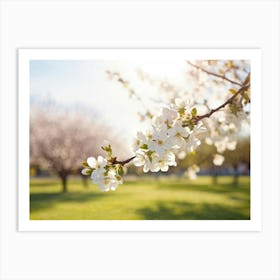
xmin=146 ymin=150 xmax=154 ymax=162
xmin=115 ymin=174 xmax=122 ymax=181
xmin=118 ymin=166 xmax=124 ymax=176
xmin=243 ymin=90 xmax=250 ymax=104
xmin=85 ymin=169 xmax=92 ymax=175
xmin=229 ymin=88 xmax=237 ymax=94
xmin=140 ymin=144 xmax=148 ymax=150
xmin=178 ymin=107 xmax=185 ymax=115
xmin=191 ymin=107 xmax=197 ymax=117
xmin=101 ymin=144 xmax=113 ymax=157
xmin=82 ymin=161 xmax=89 ymax=167
xmin=228 ymin=104 xmax=239 ymax=115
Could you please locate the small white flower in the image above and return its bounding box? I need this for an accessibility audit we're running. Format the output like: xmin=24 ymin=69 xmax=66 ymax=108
xmin=149 ymin=127 xmax=172 ymax=156
xmin=133 ymin=150 xmax=157 ymax=173
xmin=81 ymin=167 xmax=91 ymax=175
xmin=145 ymin=128 xmax=154 ymax=142
xmin=91 ymin=166 xmax=106 ymax=183
xmin=226 ymin=141 xmax=237 ymax=150
xmin=168 ymin=120 xmax=190 ymax=138
xmin=96 ymin=175 xmax=122 ymax=192
xmin=177 ymin=150 xmax=187 ymax=160
xmin=174 ymin=97 xmax=193 ymax=110
xmin=90 ymin=156 xmax=107 ymax=183
xmin=205 ymin=137 xmax=213 ymax=145
xmin=213 ymin=154 xmax=225 ymax=166
xmin=132 ymin=131 xmax=147 ymax=151
xmin=192 ymin=121 xmax=207 ymax=137
xmin=91 ymin=165 xmax=123 ymax=192
xmin=161 ymin=107 xmax=179 ymax=125
xmin=167 ymin=120 xmax=190 ymax=148
xmin=87 ymin=157 xmax=97 ymax=169
xmin=82 ymin=157 xmax=115 ymax=191
xmin=214 ymin=140 xmax=227 ymax=153
xmin=152 ymin=115 xmax=165 ymax=128
xmin=152 ymin=151 xmax=177 ymax=172
xmin=185 ymin=165 xmax=200 ymax=180
xmin=87 ymin=156 xmax=106 ymax=169
xmin=186 ymin=133 xmax=201 ymax=153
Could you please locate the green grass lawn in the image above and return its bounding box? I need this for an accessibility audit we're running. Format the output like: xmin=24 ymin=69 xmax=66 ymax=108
xmin=30 ymin=176 xmax=250 ymax=220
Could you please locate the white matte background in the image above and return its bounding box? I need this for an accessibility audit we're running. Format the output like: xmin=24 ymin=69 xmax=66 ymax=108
xmin=0 ymin=1 xmax=279 ymax=280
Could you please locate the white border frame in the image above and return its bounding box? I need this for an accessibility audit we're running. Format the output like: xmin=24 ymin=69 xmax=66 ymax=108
xmin=18 ymin=48 xmax=262 ymax=232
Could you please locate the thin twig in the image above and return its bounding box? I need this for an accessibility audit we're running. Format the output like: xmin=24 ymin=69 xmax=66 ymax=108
xmin=187 ymin=61 xmax=243 ymax=86
xmin=107 ymin=71 xmax=148 ymax=111
xmin=112 ymin=156 xmax=136 ymax=166
xmin=191 ymin=84 xmax=250 ymax=124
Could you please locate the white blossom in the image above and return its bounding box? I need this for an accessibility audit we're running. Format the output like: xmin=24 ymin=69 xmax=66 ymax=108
xmin=133 ymin=150 xmax=157 ymax=173
xmin=152 ymin=151 xmax=177 ymax=172
xmin=177 ymin=150 xmax=187 ymax=160
xmin=81 ymin=156 xmax=122 ymax=191
xmin=185 ymin=133 xmax=201 ymax=153
xmin=132 ymin=131 xmax=147 ymax=151
xmin=81 ymin=167 xmax=91 ymax=175
xmin=87 ymin=156 xmax=106 ymax=169
xmin=148 ymin=127 xmax=173 ymax=155
xmin=93 ymin=169 xmax=122 ymax=192
xmin=226 ymin=141 xmax=237 ymax=150
xmin=213 ymin=154 xmax=225 ymax=166
xmin=167 ymin=120 xmax=190 ymax=148
xmin=185 ymin=165 xmax=200 ymax=180
xmin=173 ymin=97 xmax=193 ymax=112
xmin=161 ymin=107 xmax=178 ymax=125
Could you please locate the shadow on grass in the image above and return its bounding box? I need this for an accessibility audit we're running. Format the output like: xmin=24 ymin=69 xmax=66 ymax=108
xmin=30 ymin=192 xmax=110 ymax=213
xmin=30 ymin=180 xmax=59 ymax=188
xmin=155 ymin=181 xmax=249 ymax=195
xmin=136 ymin=201 xmax=250 ymax=220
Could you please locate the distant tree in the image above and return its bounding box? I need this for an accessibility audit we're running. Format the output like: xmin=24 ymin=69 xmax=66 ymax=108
xmin=177 ymin=137 xmax=249 ymax=185
xmin=30 ymin=105 xmax=125 ymax=192
xmin=223 ymin=137 xmax=250 ymax=184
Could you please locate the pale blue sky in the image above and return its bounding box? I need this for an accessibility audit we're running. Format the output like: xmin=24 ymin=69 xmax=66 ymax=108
xmin=30 ymin=60 xmax=187 ymax=147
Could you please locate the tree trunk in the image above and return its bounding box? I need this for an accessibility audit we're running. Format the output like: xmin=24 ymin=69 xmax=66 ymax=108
xmin=81 ymin=175 xmax=89 ymax=188
xmin=233 ymin=165 xmax=239 ymax=185
xmin=60 ymin=174 xmax=68 ymax=193
xmin=233 ymin=174 xmax=239 ymax=185
xmin=212 ymin=167 xmax=218 ymax=185
xmin=212 ymin=174 xmax=218 ymax=185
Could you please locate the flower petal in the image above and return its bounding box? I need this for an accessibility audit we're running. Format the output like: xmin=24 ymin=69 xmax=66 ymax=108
xmin=87 ymin=157 xmax=97 ymax=168
xmin=161 ymin=165 xmax=169 ymax=172
xmin=81 ymin=168 xmax=91 ymax=175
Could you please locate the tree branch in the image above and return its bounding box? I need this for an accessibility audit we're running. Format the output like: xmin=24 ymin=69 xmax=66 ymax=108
xmin=192 ymin=84 xmax=250 ymax=124
xmin=187 ymin=61 xmax=243 ymax=86
xmin=108 ymin=84 xmax=250 ymax=167
xmin=112 ymin=156 xmax=136 ymax=166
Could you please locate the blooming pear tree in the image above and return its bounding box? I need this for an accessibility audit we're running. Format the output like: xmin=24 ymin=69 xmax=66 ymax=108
xmin=82 ymin=60 xmax=250 ymax=191
xmin=30 ymin=104 xmax=126 ymax=192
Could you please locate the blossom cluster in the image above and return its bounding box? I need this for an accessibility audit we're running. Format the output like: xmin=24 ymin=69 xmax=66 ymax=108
xmin=202 ymin=106 xmax=249 ymax=165
xmin=81 ymin=94 xmax=249 ymax=191
xmin=132 ymin=98 xmax=204 ymax=173
xmin=81 ymin=144 xmax=124 ymax=191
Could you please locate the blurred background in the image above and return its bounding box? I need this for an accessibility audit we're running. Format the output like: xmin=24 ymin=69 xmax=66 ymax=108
xmin=30 ymin=59 xmax=250 ymax=220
